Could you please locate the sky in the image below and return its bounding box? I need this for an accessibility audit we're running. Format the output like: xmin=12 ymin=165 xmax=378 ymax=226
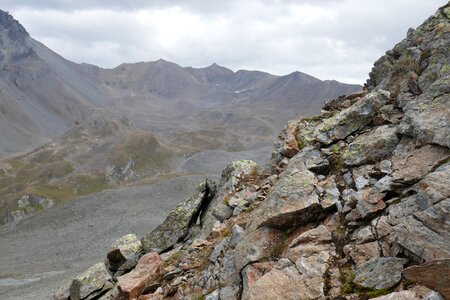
xmin=1 ymin=0 xmax=446 ymax=84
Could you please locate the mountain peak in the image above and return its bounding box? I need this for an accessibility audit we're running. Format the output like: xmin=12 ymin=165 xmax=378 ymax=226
xmin=0 ymin=9 xmax=29 ymax=40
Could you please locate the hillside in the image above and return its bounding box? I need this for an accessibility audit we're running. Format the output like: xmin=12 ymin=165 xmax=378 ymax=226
xmin=48 ymin=3 xmax=450 ymax=300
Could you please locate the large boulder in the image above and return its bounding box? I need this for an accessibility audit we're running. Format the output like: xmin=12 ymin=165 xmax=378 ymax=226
xmin=117 ymin=252 xmax=162 ymax=300
xmin=141 ymin=180 xmax=216 ymax=253
xmin=250 ymin=150 xmax=336 ymax=230
xmin=69 ymin=263 xmax=113 ymax=300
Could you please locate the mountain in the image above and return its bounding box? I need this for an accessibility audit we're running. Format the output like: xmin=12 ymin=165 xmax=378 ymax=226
xmin=37 ymin=3 xmax=449 ymax=300
xmin=0 ymin=10 xmax=108 ymax=153
xmin=0 ymin=9 xmax=360 ymax=155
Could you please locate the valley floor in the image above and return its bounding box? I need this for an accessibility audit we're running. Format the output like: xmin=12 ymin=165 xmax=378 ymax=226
xmin=0 ymin=174 xmax=216 ymax=300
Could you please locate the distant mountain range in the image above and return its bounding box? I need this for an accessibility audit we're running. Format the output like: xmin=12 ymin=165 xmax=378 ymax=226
xmin=0 ymin=9 xmax=361 ymax=155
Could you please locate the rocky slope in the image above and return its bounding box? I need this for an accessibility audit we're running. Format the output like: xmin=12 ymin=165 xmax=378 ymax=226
xmin=53 ymin=4 xmax=450 ymax=300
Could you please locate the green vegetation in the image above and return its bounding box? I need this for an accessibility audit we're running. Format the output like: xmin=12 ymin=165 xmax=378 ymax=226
xmin=27 ymin=184 xmax=76 ymax=201
xmin=339 ymin=265 xmax=390 ymax=298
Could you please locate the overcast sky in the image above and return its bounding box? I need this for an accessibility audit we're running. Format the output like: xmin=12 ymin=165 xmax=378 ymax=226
xmin=1 ymin=0 xmax=446 ymax=83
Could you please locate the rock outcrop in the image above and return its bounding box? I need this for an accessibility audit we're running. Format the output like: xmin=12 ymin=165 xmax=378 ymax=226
xmin=55 ymin=3 xmax=450 ymax=300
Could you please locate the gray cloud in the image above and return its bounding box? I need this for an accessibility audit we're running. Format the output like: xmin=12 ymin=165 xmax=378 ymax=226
xmin=1 ymin=0 xmax=446 ymax=83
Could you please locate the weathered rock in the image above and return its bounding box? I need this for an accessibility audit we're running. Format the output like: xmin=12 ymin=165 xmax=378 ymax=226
xmin=391 ymin=139 xmax=449 ymax=183
xmin=70 ymin=263 xmax=113 ymax=300
xmin=141 ymin=180 xmax=215 ymax=253
xmin=54 ymin=282 xmax=70 ymax=300
xmin=212 ymin=203 xmax=233 ymax=222
xmin=98 ymin=284 xmax=120 ymax=300
xmin=241 ymin=259 xmax=324 ymax=300
xmin=219 ymin=285 xmax=240 ymax=300
xmin=391 ymin=199 xmax=450 ymax=261
xmin=403 ymin=259 xmax=450 ymax=300
xmin=205 ymin=289 xmax=220 ymax=300
xmin=371 ymin=285 xmax=444 ymax=300
xmin=199 ymin=160 xmax=258 ymax=238
xmin=342 ymin=125 xmax=399 ymax=166
xmin=235 ymin=226 xmax=284 ymax=271
xmin=117 ymin=252 xmax=162 ymax=300
xmin=313 ymin=90 xmax=390 ymax=145
xmin=399 ymin=79 xmax=450 ymax=148
xmin=251 ymin=151 xmax=335 ymax=230
xmin=304 ymin=148 xmax=330 ymax=174
xmin=230 ymin=224 xmax=245 ymax=248
xmin=354 ymin=257 xmax=408 ymax=289
xmin=106 ymin=234 xmax=142 ymax=274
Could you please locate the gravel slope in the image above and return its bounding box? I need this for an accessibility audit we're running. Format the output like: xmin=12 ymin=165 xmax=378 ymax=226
xmin=0 ymin=174 xmax=216 ymax=300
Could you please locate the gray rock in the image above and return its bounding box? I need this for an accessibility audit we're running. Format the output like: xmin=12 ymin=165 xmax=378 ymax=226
xmin=230 ymin=224 xmax=245 ymax=248
xmin=391 ymin=140 xmax=449 ymax=184
xmin=391 ymin=199 xmax=450 ymax=261
xmin=209 ymin=238 xmax=228 ymax=263
xmin=354 ymin=257 xmax=408 ymax=289
xmin=379 ymin=160 xmax=392 ymax=174
xmin=313 ymin=90 xmax=390 ymax=145
xmin=399 ymin=77 xmax=450 ymax=148
xmin=106 ymin=234 xmax=142 ymax=273
xmin=304 ymin=148 xmax=330 ymax=174
xmin=250 ymin=151 xmax=335 ymax=230
xmin=342 ymin=125 xmax=399 ymax=166
xmin=212 ymin=203 xmax=233 ymax=222
xmin=69 ymin=263 xmax=112 ymax=300
xmin=355 ymin=176 xmax=370 ymax=191
xmin=219 ymin=285 xmax=240 ymax=300
xmin=141 ymin=180 xmax=216 ymax=253
xmin=205 ymin=289 xmax=219 ymax=300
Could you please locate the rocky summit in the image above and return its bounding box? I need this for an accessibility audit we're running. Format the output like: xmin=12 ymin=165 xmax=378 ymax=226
xmin=54 ymin=3 xmax=450 ymax=300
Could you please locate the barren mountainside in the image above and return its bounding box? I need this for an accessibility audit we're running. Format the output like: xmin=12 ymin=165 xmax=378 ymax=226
xmin=51 ymin=3 xmax=449 ymax=300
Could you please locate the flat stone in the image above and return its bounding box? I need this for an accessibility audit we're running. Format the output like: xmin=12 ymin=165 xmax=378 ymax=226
xmin=402 ymin=259 xmax=450 ymax=300
xmin=354 ymin=257 xmax=408 ymax=289
xmin=117 ymin=252 xmax=162 ymax=300
xmin=70 ymin=263 xmax=112 ymax=300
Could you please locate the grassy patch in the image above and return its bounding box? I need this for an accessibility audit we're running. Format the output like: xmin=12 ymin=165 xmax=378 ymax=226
xmin=73 ymin=175 xmax=110 ymax=195
xmin=27 ymin=184 xmax=76 ymax=202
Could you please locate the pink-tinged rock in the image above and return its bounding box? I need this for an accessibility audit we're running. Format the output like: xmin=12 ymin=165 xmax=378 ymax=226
xmin=117 ymin=252 xmax=162 ymax=300
xmin=402 ymin=259 xmax=450 ymax=300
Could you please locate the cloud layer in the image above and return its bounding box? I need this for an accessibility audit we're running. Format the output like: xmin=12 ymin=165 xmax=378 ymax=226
xmin=2 ymin=0 xmax=446 ymax=83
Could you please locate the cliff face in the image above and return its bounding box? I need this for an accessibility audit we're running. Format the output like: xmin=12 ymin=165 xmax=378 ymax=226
xmin=55 ymin=4 xmax=450 ymax=300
